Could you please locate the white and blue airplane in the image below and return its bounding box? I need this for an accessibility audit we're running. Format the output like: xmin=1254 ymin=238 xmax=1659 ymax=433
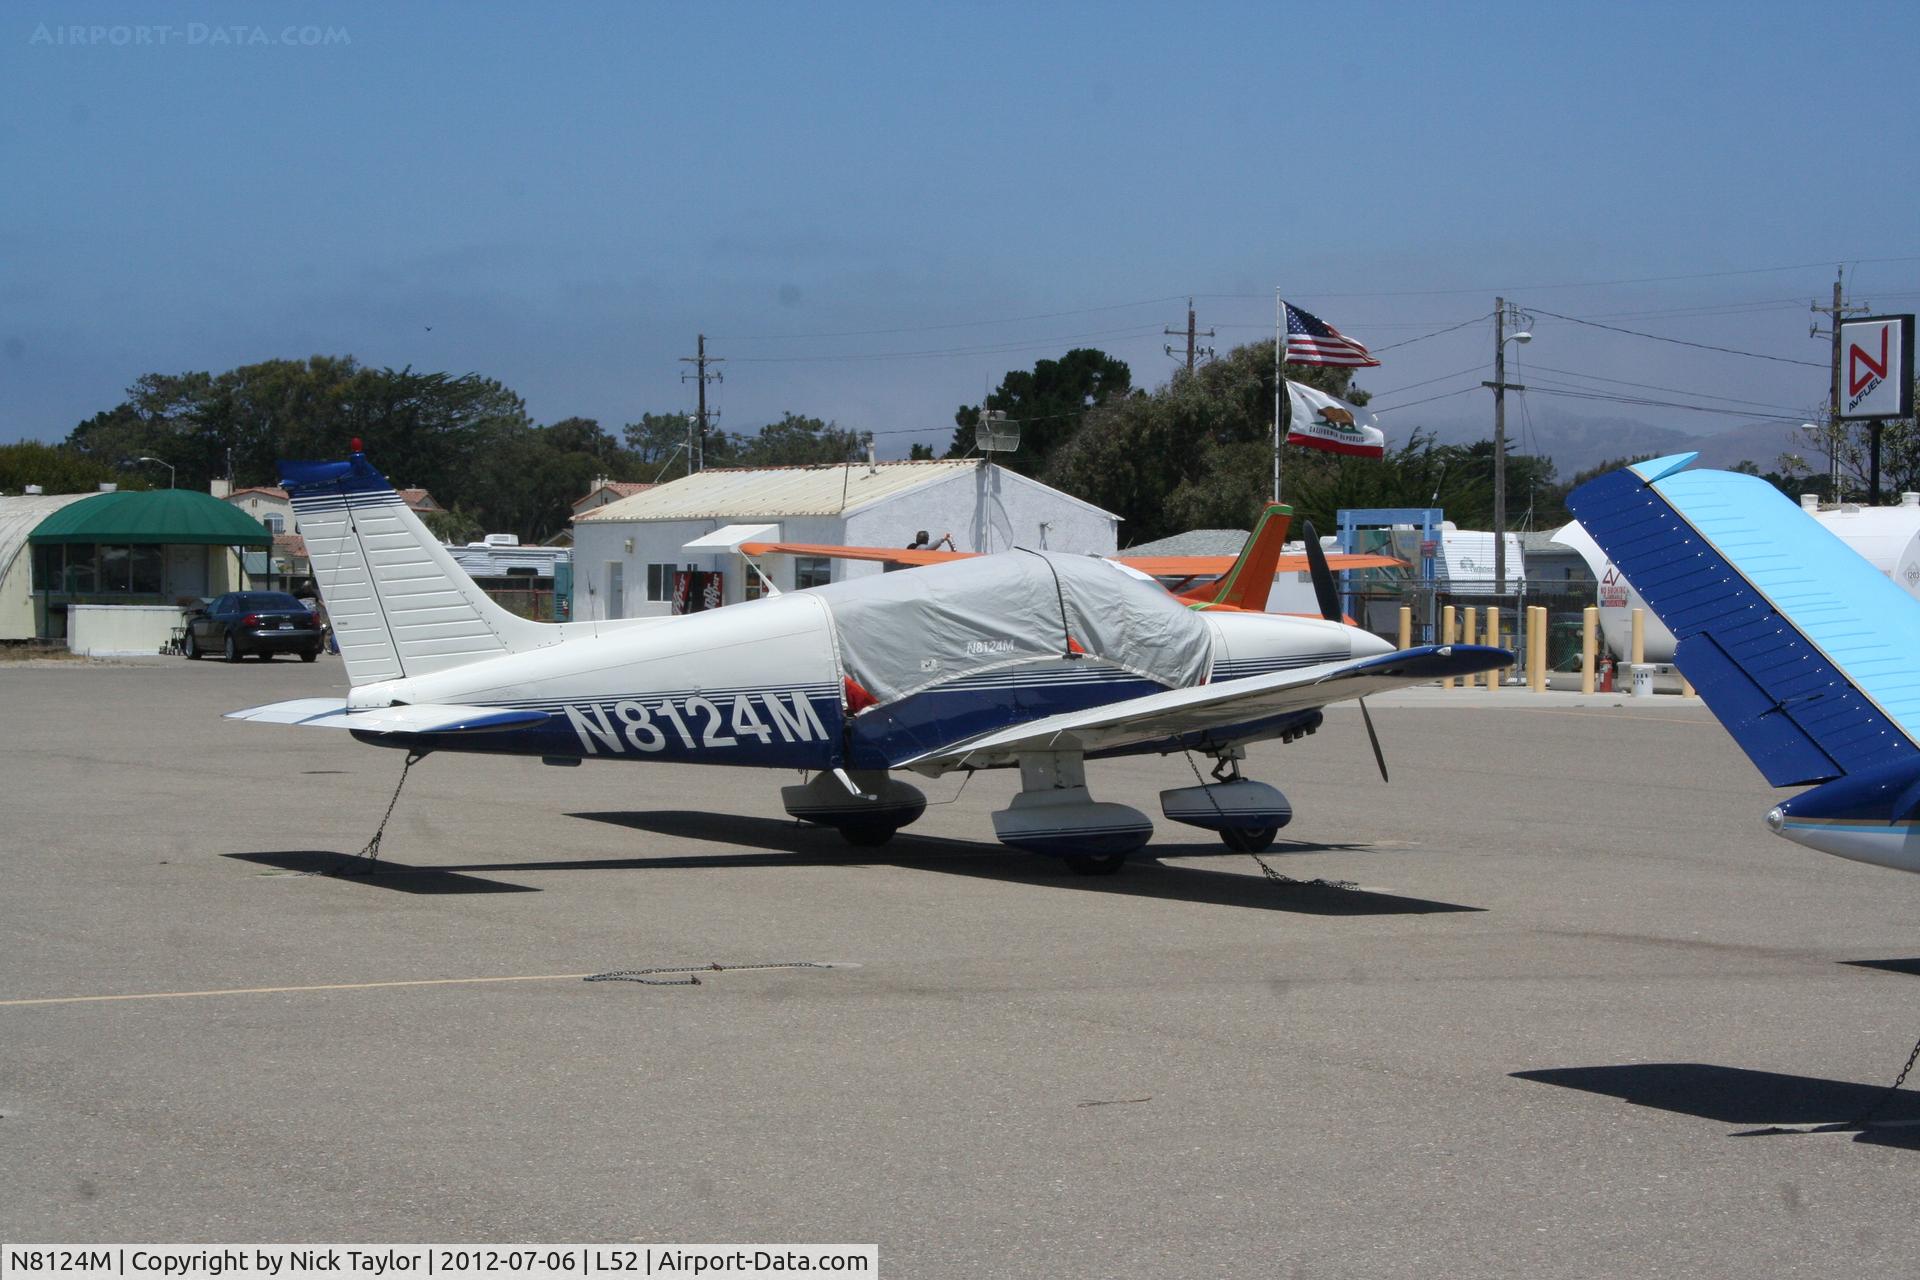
xmin=1570 ymin=453 xmax=1920 ymax=876
xmin=230 ymin=445 xmax=1510 ymax=873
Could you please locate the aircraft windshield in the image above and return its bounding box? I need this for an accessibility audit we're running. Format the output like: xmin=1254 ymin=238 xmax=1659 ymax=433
xmin=811 ymin=550 xmax=1214 ymax=705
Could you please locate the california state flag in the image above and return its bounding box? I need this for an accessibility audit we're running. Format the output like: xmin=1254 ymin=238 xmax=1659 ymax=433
xmin=1285 ymin=381 xmax=1386 ymax=459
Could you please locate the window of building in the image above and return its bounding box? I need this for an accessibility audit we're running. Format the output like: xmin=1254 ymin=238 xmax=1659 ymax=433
xmin=794 ymin=556 xmax=832 ymax=590
xmin=646 ymin=563 xmax=679 ymax=602
xmin=262 ymin=513 xmax=285 ymax=535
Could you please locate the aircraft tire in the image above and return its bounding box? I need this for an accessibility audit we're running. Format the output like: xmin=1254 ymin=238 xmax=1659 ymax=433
xmin=839 ymin=821 xmax=897 ymax=848
xmin=1221 ymin=826 xmax=1279 ymax=854
xmin=1064 ymin=852 xmax=1128 ymax=876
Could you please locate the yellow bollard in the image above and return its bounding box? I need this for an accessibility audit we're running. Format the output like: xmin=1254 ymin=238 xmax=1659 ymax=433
xmin=1462 ymin=605 xmax=1478 ymax=664
xmin=1630 ymin=607 xmax=1646 ymax=667
xmin=1441 ymin=605 xmax=1457 ymax=689
xmin=1538 ymin=606 xmax=1551 ymax=692
xmin=1398 ymin=605 xmax=1412 ymax=652
xmin=1527 ymin=606 xmax=1539 ymax=692
xmin=1581 ymin=606 xmax=1598 ymax=695
xmin=1485 ymin=607 xmax=1500 ymax=690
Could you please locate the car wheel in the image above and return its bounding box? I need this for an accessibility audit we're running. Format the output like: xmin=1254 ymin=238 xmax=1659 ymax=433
xmin=223 ymin=632 xmax=240 ymax=663
xmin=300 ymin=648 xmax=319 ymax=663
xmin=183 ymin=629 xmax=200 ymax=660
xmin=1221 ymin=826 xmax=1279 ymax=854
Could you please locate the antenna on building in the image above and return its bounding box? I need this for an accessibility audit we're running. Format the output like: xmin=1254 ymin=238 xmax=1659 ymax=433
xmin=975 ymin=409 xmax=1019 ymax=456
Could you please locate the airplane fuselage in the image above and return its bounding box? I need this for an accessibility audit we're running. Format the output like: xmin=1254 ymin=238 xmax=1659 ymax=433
xmin=344 ymin=590 xmax=1387 ymax=773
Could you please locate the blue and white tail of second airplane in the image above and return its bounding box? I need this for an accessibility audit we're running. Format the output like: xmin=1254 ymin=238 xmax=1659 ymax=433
xmin=1570 ymin=453 xmax=1920 ymax=875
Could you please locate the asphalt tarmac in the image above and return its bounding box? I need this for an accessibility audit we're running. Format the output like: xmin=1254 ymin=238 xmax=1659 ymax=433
xmin=4 ymin=656 xmax=1918 ymax=1277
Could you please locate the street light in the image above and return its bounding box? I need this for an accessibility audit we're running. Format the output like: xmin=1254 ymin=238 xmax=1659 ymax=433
xmin=133 ymin=456 xmax=176 ymax=488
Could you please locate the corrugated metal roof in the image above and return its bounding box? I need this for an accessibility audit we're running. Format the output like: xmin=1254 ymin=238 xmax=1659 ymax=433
xmin=577 ymin=460 xmax=984 ymax=522
xmin=0 ymin=493 xmax=96 ymax=585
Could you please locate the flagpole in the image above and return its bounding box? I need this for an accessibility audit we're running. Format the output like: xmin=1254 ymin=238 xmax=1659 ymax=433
xmin=1273 ymin=291 xmax=1285 ymax=503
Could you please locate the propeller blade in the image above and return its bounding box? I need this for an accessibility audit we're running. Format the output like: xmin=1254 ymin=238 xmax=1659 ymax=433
xmin=1299 ymin=519 xmax=1342 ymax=623
xmin=1358 ymin=696 xmax=1390 ymax=783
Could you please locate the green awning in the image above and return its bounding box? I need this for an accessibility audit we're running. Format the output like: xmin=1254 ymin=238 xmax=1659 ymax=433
xmin=28 ymin=490 xmax=272 ymax=547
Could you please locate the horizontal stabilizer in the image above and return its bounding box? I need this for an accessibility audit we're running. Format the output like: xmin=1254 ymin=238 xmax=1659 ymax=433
xmin=226 ymin=699 xmax=548 ymax=735
xmin=1569 ymin=456 xmax=1920 ymax=786
xmin=904 ymin=644 xmax=1510 ymax=769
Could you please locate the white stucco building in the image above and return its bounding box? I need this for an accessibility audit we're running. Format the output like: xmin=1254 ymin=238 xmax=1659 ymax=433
xmin=571 ymin=459 xmax=1119 ymax=620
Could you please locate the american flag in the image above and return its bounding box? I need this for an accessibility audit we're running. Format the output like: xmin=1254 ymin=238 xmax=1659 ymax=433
xmin=1283 ymin=302 xmax=1379 ymax=368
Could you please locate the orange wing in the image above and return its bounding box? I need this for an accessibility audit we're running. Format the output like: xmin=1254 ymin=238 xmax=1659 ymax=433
xmin=738 ymin=541 xmax=976 ymax=566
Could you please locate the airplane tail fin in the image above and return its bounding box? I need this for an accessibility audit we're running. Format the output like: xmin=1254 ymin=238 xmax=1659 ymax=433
xmin=1568 ymin=453 xmax=1920 ymax=787
xmin=1179 ymin=503 xmax=1292 ymax=611
xmin=281 ymin=445 xmax=551 ymax=688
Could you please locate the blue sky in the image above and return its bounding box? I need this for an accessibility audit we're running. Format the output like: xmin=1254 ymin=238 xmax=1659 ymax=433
xmin=3 ymin=1 xmax=1917 ymax=460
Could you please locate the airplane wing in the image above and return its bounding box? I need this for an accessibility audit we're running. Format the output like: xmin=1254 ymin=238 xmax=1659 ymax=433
xmin=901 ymin=644 xmax=1510 ymax=770
xmin=741 ymin=540 xmax=1399 ymax=579
xmin=1126 ymin=552 xmax=1402 ymax=577
xmin=739 ymin=541 xmax=975 ymax=566
xmin=1569 ymin=452 xmax=1920 ymax=787
xmin=225 ymin=699 xmax=549 ymax=735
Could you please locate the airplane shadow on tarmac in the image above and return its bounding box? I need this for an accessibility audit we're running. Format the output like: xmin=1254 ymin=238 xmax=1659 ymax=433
xmin=1512 ymin=1063 xmax=1920 ymax=1150
xmin=229 ymin=811 xmax=1484 ymax=917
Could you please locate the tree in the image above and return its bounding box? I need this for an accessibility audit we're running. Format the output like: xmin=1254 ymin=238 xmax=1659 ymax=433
xmin=908 ymin=442 xmax=934 ymax=460
xmin=735 ymin=412 xmax=864 ymax=466
xmin=946 ymin=348 xmax=1132 ymax=475
xmin=0 ymin=441 xmax=150 ymax=495
xmin=1044 ymin=340 xmax=1360 ymax=542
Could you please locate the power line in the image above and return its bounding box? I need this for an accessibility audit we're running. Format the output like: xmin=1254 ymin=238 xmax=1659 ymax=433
xmin=1526 ymin=307 xmax=1827 ymax=367
xmin=1522 ymin=386 xmax=1810 ymax=422
xmin=1520 ymin=363 xmax=1814 ymax=415
xmin=713 ymin=295 xmax=1188 ymax=342
xmin=725 ymin=323 xmax=1165 ymax=364
xmin=1370 ymin=387 xmax=1480 ymax=415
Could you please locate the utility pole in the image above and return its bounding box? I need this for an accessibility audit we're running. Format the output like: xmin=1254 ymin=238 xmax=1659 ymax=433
xmin=1810 ymin=267 xmax=1868 ymax=501
xmin=1482 ymin=298 xmax=1528 ymax=601
xmin=679 ymin=334 xmax=724 ymax=473
xmin=1164 ymin=297 xmax=1215 ymax=372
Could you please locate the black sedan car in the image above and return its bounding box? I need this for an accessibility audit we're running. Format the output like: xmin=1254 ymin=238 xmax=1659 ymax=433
xmin=183 ymin=592 xmax=324 ymax=662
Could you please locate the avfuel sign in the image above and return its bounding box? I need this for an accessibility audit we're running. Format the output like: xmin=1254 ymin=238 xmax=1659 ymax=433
xmin=1839 ymin=314 xmax=1914 ymax=420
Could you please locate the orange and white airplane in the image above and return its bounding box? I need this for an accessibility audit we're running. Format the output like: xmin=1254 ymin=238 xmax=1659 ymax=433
xmin=738 ymin=503 xmax=1402 ymax=616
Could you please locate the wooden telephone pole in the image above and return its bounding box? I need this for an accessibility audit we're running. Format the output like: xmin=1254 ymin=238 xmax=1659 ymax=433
xmin=679 ymin=334 xmax=724 ymax=472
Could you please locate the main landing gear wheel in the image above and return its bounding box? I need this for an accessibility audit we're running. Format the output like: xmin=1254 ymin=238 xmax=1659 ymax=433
xmin=223 ymin=633 xmax=240 ymax=663
xmin=183 ymin=630 xmax=200 ymax=660
xmin=838 ymin=821 xmax=898 ymax=848
xmin=1064 ymin=852 xmax=1128 ymax=876
xmin=1221 ymin=827 xmax=1279 ymax=854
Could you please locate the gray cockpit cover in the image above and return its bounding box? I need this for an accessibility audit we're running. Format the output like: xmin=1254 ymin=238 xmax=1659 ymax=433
xmin=811 ymin=550 xmax=1214 ymax=704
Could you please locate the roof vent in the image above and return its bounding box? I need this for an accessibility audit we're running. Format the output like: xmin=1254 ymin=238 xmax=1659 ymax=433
xmin=24 ymin=484 xmax=43 ymax=495
xmin=483 ymin=533 xmax=520 ymax=547
xmin=1799 ymin=493 xmax=1819 ymax=511
xmin=1903 ymin=492 xmax=1920 ymax=508
xmin=98 ymin=482 xmax=117 ymax=493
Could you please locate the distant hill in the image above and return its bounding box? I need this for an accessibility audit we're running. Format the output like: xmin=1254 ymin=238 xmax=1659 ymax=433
xmin=1390 ymin=412 xmax=1807 ymax=479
